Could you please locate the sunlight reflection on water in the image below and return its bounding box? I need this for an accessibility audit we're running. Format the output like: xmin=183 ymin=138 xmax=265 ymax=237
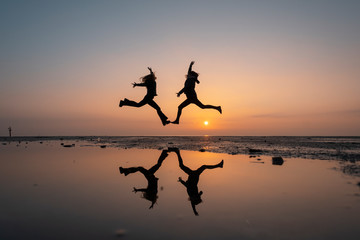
xmin=0 ymin=141 xmax=359 ymax=239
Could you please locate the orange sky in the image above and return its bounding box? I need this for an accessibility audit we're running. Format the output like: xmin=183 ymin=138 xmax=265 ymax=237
xmin=1 ymin=1 xmax=360 ymax=136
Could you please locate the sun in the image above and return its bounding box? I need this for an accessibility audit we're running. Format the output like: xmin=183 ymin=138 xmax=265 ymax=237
xmin=204 ymin=121 xmax=209 ymax=126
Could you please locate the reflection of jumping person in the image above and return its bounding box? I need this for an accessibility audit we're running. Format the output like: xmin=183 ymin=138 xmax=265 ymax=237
xmin=119 ymin=67 xmax=170 ymax=126
xmin=171 ymin=61 xmax=222 ymax=124
xmin=119 ymin=150 xmax=169 ymax=209
xmin=170 ymin=148 xmax=223 ymax=216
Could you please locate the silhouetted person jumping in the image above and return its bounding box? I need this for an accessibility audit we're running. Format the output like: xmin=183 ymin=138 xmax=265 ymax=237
xmin=119 ymin=67 xmax=170 ymax=126
xmin=170 ymin=148 xmax=223 ymax=216
xmin=119 ymin=150 xmax=169 ymax=209
xmin=171 ymin=61 xmax=222 ymax=124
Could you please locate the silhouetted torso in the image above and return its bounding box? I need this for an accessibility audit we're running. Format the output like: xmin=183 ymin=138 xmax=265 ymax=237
xmin=184 ymin=175 xmax=200 ymax=198
xmin=145 ymin=79 xmax=157 ymax=97
xmin=144 ymin=174 xmax=159 ymax=195
xmin=184 ymin=78 xmax=197 ymax=99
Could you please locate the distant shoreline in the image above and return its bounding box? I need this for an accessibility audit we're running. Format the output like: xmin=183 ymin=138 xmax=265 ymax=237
xmin=1 ymin=136 xmax=360 ymax=162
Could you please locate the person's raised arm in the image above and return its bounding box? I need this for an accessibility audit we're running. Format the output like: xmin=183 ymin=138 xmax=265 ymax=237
xmin=188 ymin=61 xmax=195 ymax=74
xmin=148 ymin=67 xmax=154 ymax=75
xmin=191 ymin=202 xmax=199 ymax=216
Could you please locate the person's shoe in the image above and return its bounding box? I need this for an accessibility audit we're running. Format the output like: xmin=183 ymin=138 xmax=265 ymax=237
xmin=119 ymin=167 xmax=129 ymax=176
xmin=160 ymin=150 xmax=169 ymax=158
xmin=217 ymin=106 xmax=222 ymax=114
xmin=219 ymin=160 xmax=224 ymax=168
xmin=171 ymin=120 xmax=179 ymax=124
xmin=119 ymin=100 xmax=124 ymax=107
xmin=162 ymin=120 xmax=171 ymax=126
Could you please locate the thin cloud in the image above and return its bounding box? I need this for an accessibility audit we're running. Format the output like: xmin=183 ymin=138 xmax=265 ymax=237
xmin=251 ymin=113 xmax=292 ymax=118
xmin=251 ymin=109 xmax=360 ymax=118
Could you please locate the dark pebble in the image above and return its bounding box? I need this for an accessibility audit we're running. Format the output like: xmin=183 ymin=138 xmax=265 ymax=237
xmin=272 ymin=156 xmax=284 ymax=166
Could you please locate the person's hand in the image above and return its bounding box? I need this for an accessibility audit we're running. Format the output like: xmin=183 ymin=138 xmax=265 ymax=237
xmin=178 ymin=177 xmax=183 ymax=182
xmin=176 ymin=92 xmax=181 ymax=97
xmin=190 ymin=61 xmax=195 ymax=65
xmin=132 ymin=187 xmax=138 ymax=193
xmin=132 ymin=82 xmax=137 ymax=88
xmin=148 ymin=67 xmax=152 ymax=72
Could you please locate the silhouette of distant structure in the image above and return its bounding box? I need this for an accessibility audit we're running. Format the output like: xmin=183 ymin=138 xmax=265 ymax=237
xmin=8 ymin=126 xmax=12 ymax=137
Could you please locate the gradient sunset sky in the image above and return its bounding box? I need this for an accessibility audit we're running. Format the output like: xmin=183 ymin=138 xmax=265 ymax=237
xmin=1 ymin=0 xmax=360 ymax=136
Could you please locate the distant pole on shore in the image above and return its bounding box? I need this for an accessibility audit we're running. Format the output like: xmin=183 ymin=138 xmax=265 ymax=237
xmin=8 ymin=126 xmax=12 ymax=137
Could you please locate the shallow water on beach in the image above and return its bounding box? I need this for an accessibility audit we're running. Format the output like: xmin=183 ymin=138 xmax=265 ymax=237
xmin=1 ymin=141 xmax=359 ymax=240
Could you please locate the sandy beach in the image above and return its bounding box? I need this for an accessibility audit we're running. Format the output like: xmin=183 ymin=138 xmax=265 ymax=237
xmin=1 ymin=137 xmax=359 ymax=240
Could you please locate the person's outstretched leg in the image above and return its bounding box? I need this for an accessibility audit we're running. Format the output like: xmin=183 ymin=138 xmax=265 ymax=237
xmin=148 ymin=100 xmax=170 ymax=126
xmin=120 ymin=97 xmax=147 ymax=108
xmin=172 ymin=148 xmax=194 ymax=175
xmin=148 ymin=150 xmax=168 ymax=174
xmin=195 ymin=160 xmax=224 ymax=175
xmin=193 ymin=99 xmax=222 ymax=114
xmin=119 ymin=166 xmax=147 ymax=176
xmin=172 ymin=99 xmax=192 ymax=124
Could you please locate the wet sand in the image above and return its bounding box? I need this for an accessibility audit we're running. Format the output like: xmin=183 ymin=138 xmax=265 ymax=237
xmin=0 ymin=140 xmax=360 ymax=239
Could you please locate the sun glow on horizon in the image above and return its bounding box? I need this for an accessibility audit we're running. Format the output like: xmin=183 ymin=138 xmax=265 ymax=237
xmin=204 ymin=121 xmax=209 ymax=126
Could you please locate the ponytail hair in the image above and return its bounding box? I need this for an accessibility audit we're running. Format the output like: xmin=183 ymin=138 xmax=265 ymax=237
xmin=186 ymin=71 xmax=199 ymax=79
xmin=140 ymin=72 xmax=156 ymax=83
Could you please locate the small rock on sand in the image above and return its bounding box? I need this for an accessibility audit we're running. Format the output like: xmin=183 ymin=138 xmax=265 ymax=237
xmin=272 ymin=156 xmax=284 ymax=165
xmin=63 ymin=144 xmax=74 ymax=148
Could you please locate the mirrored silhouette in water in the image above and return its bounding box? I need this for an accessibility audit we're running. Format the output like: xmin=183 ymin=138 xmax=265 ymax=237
xmin=171 ymin=61 xmax=222 ymax=124
xmin=169 ymin=147 xmax=224 ymax=216
xmin=119 ymin=150 xmax=169 ymax=209
xmin=119 ymin=67 xmax=170 ymax=126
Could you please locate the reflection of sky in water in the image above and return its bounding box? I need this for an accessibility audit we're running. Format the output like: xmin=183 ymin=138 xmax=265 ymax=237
xmin=0 ymin=142 xmax=359 ymax=239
